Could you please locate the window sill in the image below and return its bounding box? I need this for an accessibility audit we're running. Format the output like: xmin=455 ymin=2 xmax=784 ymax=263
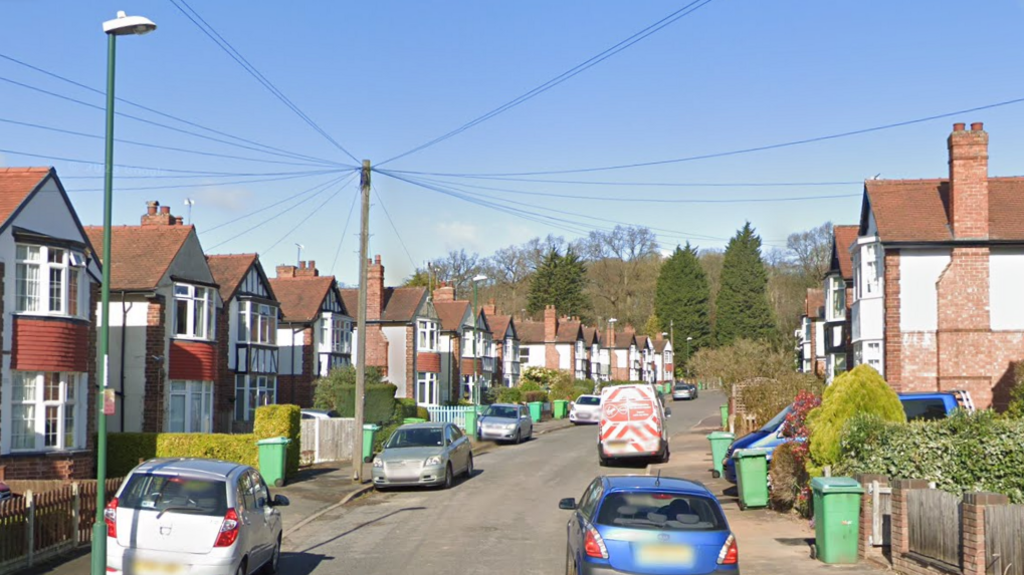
xmin=13 ymin=313 xmax=89 ymax=324
xmin=3 ymin=448 xmax=91 ymax=458
xmin=171 ymin=336 xmax=216 ymax=343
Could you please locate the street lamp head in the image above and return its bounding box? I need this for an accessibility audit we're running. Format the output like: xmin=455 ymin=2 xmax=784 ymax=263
xmin=687 ymin=336 xmax=693 ymax=341
xmin=608 ymin=317 xmax=617 ymax=324
xmin=472 ymin=274 xmax=488 ymax=283
xmin=103 ymin=11 xmax=157 ymax=36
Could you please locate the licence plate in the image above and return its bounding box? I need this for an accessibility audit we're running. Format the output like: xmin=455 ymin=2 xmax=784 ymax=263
xmin=133 ymin=560 xmax=183 ymax=574
xmin=636 ymin=544 xmax=694 ymax=567
xmin=604 ymin=441 xmax=630 ymax=454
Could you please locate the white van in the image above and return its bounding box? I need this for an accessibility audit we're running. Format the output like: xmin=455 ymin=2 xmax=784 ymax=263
xmin=597 ymin=384 xmax=669 ymax=465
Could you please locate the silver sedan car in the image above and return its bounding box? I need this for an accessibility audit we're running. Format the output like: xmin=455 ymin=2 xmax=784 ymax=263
xmin=372 ymin=422 xmax=473 ymax=490
xmin=477 ymin=403 xmax=533 ymax=443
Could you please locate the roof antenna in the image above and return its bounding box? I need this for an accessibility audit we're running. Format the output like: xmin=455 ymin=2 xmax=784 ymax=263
xmin=655 ymin=469 xmax=662 ymax=487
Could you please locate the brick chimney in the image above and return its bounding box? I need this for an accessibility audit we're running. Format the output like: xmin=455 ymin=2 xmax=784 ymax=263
xmin=655 ymin=332 xmax=664 ymax=341
xmin=606 ymin=323 xmax=616 ymax=349
xmin=296 ymin=260 xmax=319 ymax=277
xmin=544 ymin=305 xmax=558 ymax=342
xmin=624 ymin=324 xmax=636 ymax=335
xmin=276 ymin=264 xmax=297 ymax=278
xmin=141 ymin=201 xmax=178 ymax=226
xmin=948 ymin=122 xmax=989 ymax=239
xmin=367 ymin=255 xmax=385 ymax=321
xmin=482 ymin=302 xmax=497 ymax=316
xmin=433 ymin=282 xmax=455 ymax=302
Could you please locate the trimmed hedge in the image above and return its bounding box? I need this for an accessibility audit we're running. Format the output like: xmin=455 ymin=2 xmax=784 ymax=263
xmin=107 ymin=433 xmax=258 ymax=478
xmin=836 ymin=411 xmax=1024 ymax=503
xmin=322 ymin=383 xmax=397 ymax=424
xmin=524 ymin=391 xmax=549 ymax=403
xmin=396 ymin=398 xmax=418 ymax=419
xmin=498 ymin=387 xmax=523 ymax=403
xmin=254 ymin=404 xmax=301 ymax=478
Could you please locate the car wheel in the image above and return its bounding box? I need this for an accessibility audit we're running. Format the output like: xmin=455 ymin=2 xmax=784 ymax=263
xmin=264 ymin=535 xmax=281 ymax=574
xmin=236 ymin=558 xmax=247 ymax=575
xmin=444 ymin=463 xmax=454 ymax=489
xmin=465 ymin=454 xmax=474 ymax=478
xmin=598 ymin=444 xmax=609 ymax=467
xmin=565 ymin=547 xmax=574 ymax=575
xmin=514 ymin=429 xmax=522 ymax=444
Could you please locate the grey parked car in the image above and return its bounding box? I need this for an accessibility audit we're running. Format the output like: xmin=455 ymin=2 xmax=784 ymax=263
xmin=477 ymin=403 xmax=533 ymax=443
xmin=372 ymin=422 xmax=473 ymax=490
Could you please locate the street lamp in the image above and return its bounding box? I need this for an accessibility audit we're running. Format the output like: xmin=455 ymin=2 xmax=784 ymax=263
xmin=686 ymin=336 xmax=694 ymax=378
xmin=472 ymin=274 xmax=488 ymax=405
xmin=93 ymin=11 xmax=156 ymax=575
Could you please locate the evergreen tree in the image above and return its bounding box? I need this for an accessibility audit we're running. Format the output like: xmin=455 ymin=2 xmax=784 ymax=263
xmin=527 ymin=248 xmax=591 ymax=319
xmin=715 ymin=223 xmax=775 ymax=345
xmin=655 ymin=243 xmax=712 ymax=359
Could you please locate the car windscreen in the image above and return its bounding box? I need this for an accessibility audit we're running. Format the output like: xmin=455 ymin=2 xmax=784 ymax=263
xmin=674 ymin=383 xmax=688 ymax=389
xmin=576 ymin=396 xmax=600 ymax=406
xmin=119 ymin=474 xmax=228 ymax=516
xmin=386 ymin=427 xmax=444 ymax=448
xmin=760 ymin=405 xmax=792 ymax=433
xmin=902 ymin=398 xmax=948 ymax=421
xmin=485 ymin=406 xmax=518 ymax=419
xmin=596 ymin=492 xmax=725 ymax=531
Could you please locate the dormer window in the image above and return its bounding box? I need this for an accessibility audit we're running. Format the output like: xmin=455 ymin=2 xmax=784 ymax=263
xmin=174 ymin=284 xmax=215 ymax=340
xmin=15 ymin=244 xmax=85 ymax=318
xmin=827 ymin=276 xmax=846 ymax=321
xmin=417 ymin=319 xmax=438 ymax=352
xmin=237 ymin=302 xmax=277 ymax=345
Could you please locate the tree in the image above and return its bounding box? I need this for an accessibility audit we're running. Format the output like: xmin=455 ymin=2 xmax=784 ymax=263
xmin=643 ymin=314 xmax=661 ymax=337
xmin=428 ymin=249 xmax=481 ymax=297
xmin=581 ymin=225 xmax=660 ymax=327
xmin=698 ymin=249 xmax=724 ymax=330
xmin=526 ymin=248 xmax=590 ymax=319
xmin=655 ymin=243 xmax=712 ymax=358
xmin=402 ymin=269 xmax=431 ymax=288
xmin=715 ymin=223 xmax=775 ymax=345
xmin=786 ymin=221 xmax=834 ymax=286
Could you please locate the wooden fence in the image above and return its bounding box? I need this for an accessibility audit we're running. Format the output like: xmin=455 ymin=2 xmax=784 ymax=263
xmin=868 ymin=480 xmax=892 ymax=547
xmin=300 ymin=418 xmax=356 ymax=465
xmin=0 ymin=477 xmax=122 ymax=572
xmin=908 ymin=488 xmax=962 ymax=568
xmin=986 ymin=504 xmax=1024 ymax=575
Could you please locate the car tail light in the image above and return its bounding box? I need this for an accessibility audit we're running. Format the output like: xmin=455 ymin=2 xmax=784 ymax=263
xmin=214 ymin=509 xmax=241 ymax=547
xmin=104 ymin=498 xmax=118 ymax=538
xmin=717 ymin=534 xmax=738 ymax=565
xmin=584 ymin=526 xmax=608 ymax=559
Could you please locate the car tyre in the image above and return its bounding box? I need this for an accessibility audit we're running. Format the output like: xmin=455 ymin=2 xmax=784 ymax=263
xmin=236 ymin=558 xmax=247 ymax=575
xmin=514 ymin=429 xmax=522 ymax=444
xmin=465 ymin=454 xmax=474 ymax=478
xmin=565 ymin=547 xmax=574 ymax=575
xmin=444 ymin=463 xmax=454 ymax=489
xmin=598 ymin=444 xmax=609 ymax=467
xmin=264 ymin=535 xmax=281 ymax=574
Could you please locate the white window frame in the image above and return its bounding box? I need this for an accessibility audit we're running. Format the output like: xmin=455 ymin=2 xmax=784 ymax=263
xmin=462 ymin=330 xmax=476 ymax=358
xmin=15 ymin=244 xmax=85 ymax=318
xmin=237 ymin=301 xmax=277 ymax=345
xmin=827 ymin=276 xmax=846 ymax=322
xmin=174 ymin=283 xmax=215 ymax=341
xmin=519 ymin=346 xmax=529 ymax=363
xmin=417 ymin=319 xmax=438 ymax=352
xmin=234 ymin=375 xmax=277 ymax=422
xmin=10 ymin=372 xmax=83 ymax=452
xmin=168 ymin=380 xmax=213 ymax=433
xmin=416 ymin=372 xmax=438 ymax=406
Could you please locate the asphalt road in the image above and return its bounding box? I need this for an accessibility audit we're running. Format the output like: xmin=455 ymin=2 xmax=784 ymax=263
xmin=279 ymin=391 xmax=724 ymax=575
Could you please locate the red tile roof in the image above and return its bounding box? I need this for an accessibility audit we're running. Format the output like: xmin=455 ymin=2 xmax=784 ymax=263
xmin=636 ymin=335 xmax=650 ymax=350
xmin=434 ymin=301 xmax=470 ymax=331
xmin=206 ymin=254 xmax=258 ymax=302
xmin=382 ymin=287 xmax=426 ymax=322
xmin=517 ymin=321 xmax=545 ymax=344
xmin=339 ymin=289 xmax=357 ymax=320
xmin=489 ymin=314 xmax=513 ymax=340
xmin=653 ymin=339 xmax=669 ymax=353
xmin=805 ymin=288 xmax=824 ymax=319
xmin=0 ymin=168 xmax=50 ymax=227
xmin=833 ymin=225 xmax=859 ymax=280
xmin=582 ymin=326 xmax=599 ymax=345
xmin=556 ymin=320 xmax=582 ymax=343
xmin=270 ymin=276 xmax=335 ymax=323
xmin=611 ymin=332 xmax=635 ymax=349
xmin=84 ymin=225 xmax=194 ymax=291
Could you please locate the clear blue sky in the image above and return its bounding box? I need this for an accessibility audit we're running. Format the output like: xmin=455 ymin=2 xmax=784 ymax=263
xmin=5 ymin=0 xmax=1024 ymax=285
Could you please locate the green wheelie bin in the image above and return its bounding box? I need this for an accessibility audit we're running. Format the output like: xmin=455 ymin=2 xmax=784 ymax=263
xmin=464 ymin=407 xmax=479 ymax=438
xmin=528 ymin=401 xmax=542 ymax=422
xmin=362 ymin=424 xmax=380 ymax=463
xmin=734 ymin=448 xmax=770 ymax=509
xmin=256 ymin=437 xmax=291 ymax=487
xmin=553 ymin=400 xmax=569 ymax=419
xmin=719 ymin=404 xmax=729 ymax=429
xmin=706 ymin=431 xmax=735 ymax=478
xmin=810 ymin=477 xmax=864 ymax=564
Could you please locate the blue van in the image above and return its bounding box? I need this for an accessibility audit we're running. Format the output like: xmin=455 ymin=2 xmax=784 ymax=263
xmin=722 ymin=390 xmax=973 ymax=484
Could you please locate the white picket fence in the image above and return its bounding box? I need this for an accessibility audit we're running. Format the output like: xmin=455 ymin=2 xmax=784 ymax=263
xmin=300 ymin=418 xmax=356 ymax=465
xmin=425 ymin=406 xmax=478 ymax=430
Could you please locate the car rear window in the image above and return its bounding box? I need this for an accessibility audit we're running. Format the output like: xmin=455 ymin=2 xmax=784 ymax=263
xmin=902 ymin=399 xmax=948 ymax=421
xmin=576 ymin=396 xmax=600 ymax=406
xmin=596 ymin=492 xmax=725 ymax=531
xmin=119 ymin=473 xmax=228 ymax=516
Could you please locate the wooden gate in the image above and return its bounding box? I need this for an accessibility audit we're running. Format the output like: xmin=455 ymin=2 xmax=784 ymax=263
xmin=908 ymin=488 xmax=962 ymax=569
xmin=986 ymin=504 xmax=1024 ymax=575
xmin=868 ymin=481 xmax=892 ymax=547
xmin=300 ymin=418 xmax=356 ymax=465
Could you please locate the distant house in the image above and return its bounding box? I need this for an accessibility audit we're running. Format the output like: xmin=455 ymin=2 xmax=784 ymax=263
xmin=270 ymin=261 xmax=351 ymax=408
xmin=206 ymin=254 xmax=280 ymax=432
xmin=582 ymin=326 xmax=605 ymax=382
xmin=822 ymin=225 xmax=858 ymax=382
xmin=84 ymin=200 xmax=220 ymax=435
xmin=652 ymin=335 xmax=674 ymax=382
xmin=484 ymin=306 xmax=520 ymax=387
xmin=850 ymin=122 xmax=1024 ymax=409
xmin=796 ymin=288 xmax=825 ymax=377
xmin=606 ymin=327 xmax=639 ymax=381
xmin=0 ymin=167 xmax=101 ymax=481
xmin=516 ymin=306 xmax=585 ymax=378
xmin=433 ymin=288 xmax=471 ymax=405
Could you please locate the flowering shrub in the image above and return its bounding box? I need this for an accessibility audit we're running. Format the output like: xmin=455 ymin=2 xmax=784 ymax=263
xmin=770 ymin=390 xmax=820 ymax=516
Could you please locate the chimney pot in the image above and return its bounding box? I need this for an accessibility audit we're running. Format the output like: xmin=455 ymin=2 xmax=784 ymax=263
xmin=160 ymin=206 xmax=171 ymax=215
xmin=971 ymin=122 xmax=984 ymax=132
xmin=174 ymin=216 xmax=183 ymax=225
xmin=308 ymin=260 xmax=316 ymax=270
xmin=953 ymin=122 xmax=966 ymax=131
xmin=374 ymin=255 xmax=381 ymax=264
xmin=147 ymin=201 xmax=158 ymax=216
xmin=299 ymin=261 xmax=306 ymax=269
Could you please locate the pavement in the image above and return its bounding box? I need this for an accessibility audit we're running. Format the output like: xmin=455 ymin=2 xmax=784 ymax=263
xmin=647 ymin=415 xmax=890 ymax=575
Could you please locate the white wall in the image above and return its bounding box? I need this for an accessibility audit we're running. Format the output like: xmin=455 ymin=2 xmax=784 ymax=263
xmin=383 ymin=326 xmax=408 ymax=396
xmin=814 ymin=320 xmax=825 ymax=357
xmin=556 ymin=343 xmax=571 ymax=370
xmin=900 ymin=250 xmax=951 ymax=331
xmin=108 ymin=297 xmax=151 ymax=432
xmin=277 ymin=327 xmax=305 ymax=375
xmin=990 ymin=249 xmax=1024 ymax=330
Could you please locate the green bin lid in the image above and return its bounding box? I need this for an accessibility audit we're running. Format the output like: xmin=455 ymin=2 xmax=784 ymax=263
xmin=733 ymin=448 xmax=770 ymax=458
xmin=811 ymin=477 xmax=864 ymax=494
xmin=256 ymin=436 xmax=291 ymax=445
xmin=707 ymin=431 xmax=735 ymax=440
xmin=363 ymin=424 xmax=381 ymax=430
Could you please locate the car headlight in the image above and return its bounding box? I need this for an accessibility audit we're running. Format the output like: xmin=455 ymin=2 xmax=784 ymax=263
xmin=424 ymin=456 xmax=443 ymax=466
xmin=504 ymin=423 xmax=517 ymax=430
xmin=373 ymin=457 xmax=384 ymax=469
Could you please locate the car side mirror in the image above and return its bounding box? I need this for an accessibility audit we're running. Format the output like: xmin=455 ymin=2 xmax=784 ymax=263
xmin=271 ymin=494 xmax=290 ymax=507
xmin=558 ymin=497 xmax=577 ymax=510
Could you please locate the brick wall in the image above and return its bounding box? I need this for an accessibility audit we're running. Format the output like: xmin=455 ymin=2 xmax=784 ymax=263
xmin=948 ymin=123 xmax=989 ymax=240
xmin=884 ymin=250 xmax=903 ymax=389
xmin=143 ymin=297 xmax=166 ymax=432
xmin=405 ymin=326 xmax=415 ymax=399
xmin=365 ymin=324 xmax=389 ymax=374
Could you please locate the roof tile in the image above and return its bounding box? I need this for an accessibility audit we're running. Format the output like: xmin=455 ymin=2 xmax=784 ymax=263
xmin=269 ymin=276 xmax=335 ymax=323
xmin=0 ymin=168 xmax=50 ymax=227
xmin=84 ymin=225 xmax=193 ymax=291
xmin=206 ymin=254 xmax=258 ymax=302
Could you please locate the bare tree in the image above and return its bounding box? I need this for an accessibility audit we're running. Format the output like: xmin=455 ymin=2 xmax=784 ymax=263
xmin=428 ymin=249 xmax=481 ymax=297
xmin=786 ymin=221 xmax=833 ymax=286
xmin=580 ymin=226 xmax=661 ymax=328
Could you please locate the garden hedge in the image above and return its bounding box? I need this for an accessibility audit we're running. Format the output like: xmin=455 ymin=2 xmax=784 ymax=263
xmin=321 ymin=383 xmax=398 ymax=424
xmin=254 ymin=404 xmax=301 ymax=477
xmin=107 ymin=433 xmax=259 ymax=478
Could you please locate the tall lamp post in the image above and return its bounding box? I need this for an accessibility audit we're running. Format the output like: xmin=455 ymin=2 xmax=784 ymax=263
xmin=93 ymin=12 xmax=157 ymax=575
xmin=472 ymin=274 xmax=488 ymax=405
xmin=607 ymin=318 xmax=617 ymax=381
xmin=685 ymin=336 xmax=693 ymax=378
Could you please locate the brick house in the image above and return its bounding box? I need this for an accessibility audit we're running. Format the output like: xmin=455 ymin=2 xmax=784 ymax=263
xmin=83 ymin=200 xmax=220 ymax=435
xmin=340 ymin=255 xmax=441 ymax=404
xmin=796 ymin=288 xmax=825 ymax=377
xmin=0 ymin=168 xmax=100 ymax=481
xmin=516 ymin=306 xmax=585 ymax=378
xmin=582 ymin=326 xmax=606 ymax=382
xmin=822 ymin=225 xmax=858 ymax=382
xmin=635 ymin=335 xmax=657 ymax=384
xmin=433 ymin=287 xmax=470 ymax=405
xmin=483 ymin=306 xmax=520 ymax=387
xmin=850 ymin=122 xmax=1024 ymax=409
xmin=652 ymin=334 xmax=674 ymax=382
xmin=206 ymin=254 xmax=280 ymax=432
xmin=606 ymin=326 xmax=640 ymax=381
xmin=270 ymin=261 xmax=350 ymax=408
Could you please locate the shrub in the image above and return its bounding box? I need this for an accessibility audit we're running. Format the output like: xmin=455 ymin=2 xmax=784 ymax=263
xmin=519 ymin=380 xmax=542 ymax=392
xmin=520 ymin=366 xmax=560 ymax=389
xmin=107 ymin=433 xmax=258 ymax=478
xmin=1007 ymin=362 xmax=1024 ymax=419
xmin=254 ymin=404 xmax=301 ymax=478
xmin=373 ymin=421 xmax=403 ymax=455
xmin=313 ymin=366 xmax=397 ymax=424
xmin=396 ymin=398 xmax=418 ymax=419
xmin=524 ymin=391 xmax=549 ymax=403
xmin=836 ymin=411 xmax=1024 ymax=503
xmin=769 ymin=442 xmax=809 ymax=513
xmin=739 ymin=374 xmax=823 ymax=430
xmin=689 ymin=338 xmax=797 ymax=397
xmin=498 ymin=387 xmax=523 ymax=403
xmin=108 ymin=433 xmax=159 ymax=477
xmin=807 ymin=365 xmax=905 ymax=469
xmin=416 ymin=406 xmax=430 ymax=421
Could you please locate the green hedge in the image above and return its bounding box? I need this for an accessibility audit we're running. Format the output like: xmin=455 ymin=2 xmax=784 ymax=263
xmin=498 ymin=387 xmax=523 ymax=403
xmin=254 ymin=404 xmax=301 ymax=478
xmin=324 ymin=383 xmax=397 ymax=424
xmin=836 ymin=411 xmax=1024 ymax=503
xmin=396 ymin=398 xmax=418 ymax=419
xmin=107 ymin=433 xmax=259 ymax=478
xmin=524 ymin=391 xmax=549 ymax=403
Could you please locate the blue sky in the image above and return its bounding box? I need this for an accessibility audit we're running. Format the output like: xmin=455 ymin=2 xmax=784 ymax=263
xmin=5 ymin=0 xmax=1024 ymax=285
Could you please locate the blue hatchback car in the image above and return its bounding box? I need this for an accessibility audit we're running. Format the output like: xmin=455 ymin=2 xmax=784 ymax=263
xmin=560 ymin=476 xmax=739 ymax=575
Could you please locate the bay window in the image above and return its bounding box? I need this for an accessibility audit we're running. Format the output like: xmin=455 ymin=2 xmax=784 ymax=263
xmin=234 ymin=375 xmax=277 ymax=422
xmin=11 ymin=372 xmax=82 ymax=451
xmin=861 ymin=243 xmax=881 ymax=297
xmin=174 ymin=284 xmax=215 ymax=340
xmin=321 ymin=314 xmax=351 ymax=354
xmin=827 ymin=276 xmax=846 ymax=321
xmin=168 ymin=380 xmax=213 ymax=433
xmin=416 ymin=372 xmax=438 ymax=405
xmin=237 ymin=302 xmax=277 ymax=345
xmin=15 ymin=244 xmax=84 ymax=317
xmin=417 ymin=319 xmax=438 ymax=352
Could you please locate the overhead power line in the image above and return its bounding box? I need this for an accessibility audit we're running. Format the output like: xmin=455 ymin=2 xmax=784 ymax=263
xmin=0 ymin=53 xmax=346 ymax=167
xmin=168 ymin=0 xmax=360 ymax=164
xmin=372 ymin=184 xmax=417 ymax=269
xmin=68 ymin=169 xmax=348 ymax=194
xmin=205 ymin=173 xmax=352 ymax=233
xmin=377 ymin=0 xmax=718 ymax=167
xmin=381 ymin=172 xmax=863 ymax=187
xmin=262 ymin=178 xmax=356 ymax=253
xmin=330 ymin=191 xmax=360 ymax=275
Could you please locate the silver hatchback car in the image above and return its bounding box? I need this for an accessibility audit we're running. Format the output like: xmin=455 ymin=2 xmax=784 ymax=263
xmin=478 ymin=403 xmax=533 ymax=443
xmin=106 ymin=458 xmax=289 ymax=575
xmin=372 ymin=422 xmax=474 ymax=490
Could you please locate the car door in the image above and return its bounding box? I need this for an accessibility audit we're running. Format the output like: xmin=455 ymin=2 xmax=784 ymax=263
xmin=251 ymin=470 xmax=280 ymax=557
xmin=237 ymin=471 xmax=266 ymax=569
xmin=568 ymin=479 xmax=603 ymax=562
xmin=449 ymin=424 xmax=470 ymax=472
xmin=520 ymin=406 xmax=533 ymax=437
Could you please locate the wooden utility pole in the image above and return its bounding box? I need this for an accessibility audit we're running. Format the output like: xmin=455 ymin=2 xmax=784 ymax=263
xmin=353 ymin=160 xmax=371 ymax=482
